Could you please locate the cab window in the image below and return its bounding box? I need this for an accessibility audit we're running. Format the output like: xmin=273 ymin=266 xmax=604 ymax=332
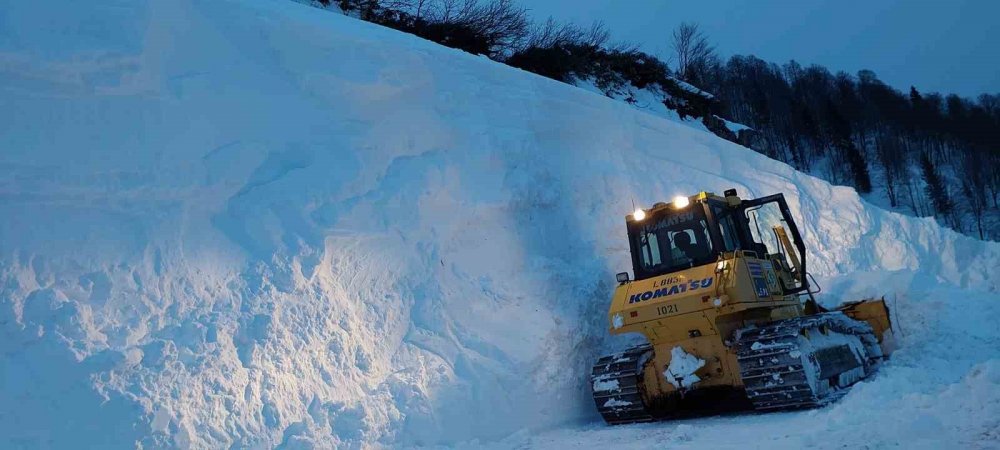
xmin=633 ymin=208 xmax=715 ymax=277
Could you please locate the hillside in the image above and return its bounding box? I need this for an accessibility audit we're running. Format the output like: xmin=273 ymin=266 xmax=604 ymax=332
xmin=301 ymin=0 xmax=1000 ymax=242
xmin=0 ymin=0 xmax=997 ymax=448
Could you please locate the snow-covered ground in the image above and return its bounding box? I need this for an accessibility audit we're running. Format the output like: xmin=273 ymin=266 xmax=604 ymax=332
xmin=485 ymin=271 xmax=1000 ymax=449
xmin=0 ymin=0 xmax=997 ymax=448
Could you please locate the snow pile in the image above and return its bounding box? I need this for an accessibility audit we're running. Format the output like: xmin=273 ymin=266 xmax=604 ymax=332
xmin=0 ymin=0 xmax=997 ymax=448
xmin=664 ymin=347 xmax=706 ymax=390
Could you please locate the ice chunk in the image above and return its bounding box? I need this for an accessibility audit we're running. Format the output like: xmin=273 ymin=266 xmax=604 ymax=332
xmin=664 ymin=346 xmax=706 ymax=389
xmin=603 ymin=398 xmax=632 ymax=408
xmin=592 ymin=378 xmax=620 ymax=392
xmin=751 ymin=340 xmax=792 ymax=351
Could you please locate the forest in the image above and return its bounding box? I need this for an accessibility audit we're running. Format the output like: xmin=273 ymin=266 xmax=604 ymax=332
xmin=690 ymin=55 xmax=998 ymax=240
xmin=313 ymin=0 xmax=998 ymax=239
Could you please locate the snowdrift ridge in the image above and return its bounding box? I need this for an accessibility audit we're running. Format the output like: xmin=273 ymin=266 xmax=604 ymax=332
xmin=1 ymin=0 xmax=997 ymax=448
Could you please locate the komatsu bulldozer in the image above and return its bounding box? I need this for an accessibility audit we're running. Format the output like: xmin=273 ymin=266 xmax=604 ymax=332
xmin=592 ymin=189 xmax=894 ymax=424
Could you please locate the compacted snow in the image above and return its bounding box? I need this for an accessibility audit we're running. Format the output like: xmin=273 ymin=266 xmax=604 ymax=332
xmin=664 ymin=346 xmax=705 ymax=390
xmin=0 ymin=0 xmax=997 ymax=448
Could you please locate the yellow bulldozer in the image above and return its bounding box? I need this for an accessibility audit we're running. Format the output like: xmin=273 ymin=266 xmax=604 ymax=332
xmin=592 ymin=189 xmax=894 ymax=424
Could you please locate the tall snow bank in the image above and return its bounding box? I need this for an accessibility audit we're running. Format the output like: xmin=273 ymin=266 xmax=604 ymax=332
xmin=0 ymin=0 xmax=996 ymax=447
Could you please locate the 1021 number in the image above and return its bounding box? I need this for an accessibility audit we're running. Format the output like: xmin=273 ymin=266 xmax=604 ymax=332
xmin=656 ymin=304 xmax=678 ymax=316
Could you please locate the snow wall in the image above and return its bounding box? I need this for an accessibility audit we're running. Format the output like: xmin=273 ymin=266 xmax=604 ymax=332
xmin=1 ymin=0 xmax=997 ymax=448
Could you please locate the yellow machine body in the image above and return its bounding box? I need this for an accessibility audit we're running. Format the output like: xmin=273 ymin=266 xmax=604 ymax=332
xmin=608 ymin=252 xmax=802 ymax=393
xmin=594 ymin=191 xmax=894 ymax=421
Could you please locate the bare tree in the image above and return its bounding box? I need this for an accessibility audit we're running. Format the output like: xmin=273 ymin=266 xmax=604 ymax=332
xmin=671 ymin=22 xmax=715 ymax=81
xmin=979 ymin=93 xmax=999 ymax=116
xmin=522 ymin=18 xmax=607 ymax=50
xmin=380 ymin=0 xmax=414 ymax=11
xmin=461 ymin=0 xmax=529 ymax=54
xmin=416 ymin=0 xmax=433 ymax=19
xmin=429 ymin=0 xmax=475 ymax=23
xmin=523 ymin=18 xmax=577 ymax=49
xmin=583 ymin=21 xmax=610 ymax=48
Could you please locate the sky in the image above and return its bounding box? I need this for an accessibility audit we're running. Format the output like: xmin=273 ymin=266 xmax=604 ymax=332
xmin=522 ymin=0 xmax=998 ymax=99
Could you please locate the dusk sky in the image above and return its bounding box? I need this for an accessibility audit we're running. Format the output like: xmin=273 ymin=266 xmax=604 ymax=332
xmin=523 ymin=0 xmax=998 ymax=99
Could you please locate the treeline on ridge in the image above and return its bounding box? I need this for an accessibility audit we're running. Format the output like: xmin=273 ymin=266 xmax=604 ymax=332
xmin=316 ymin=0 xmax=998 ymax=239
xmin=323 ymin=0 xmax=721 ymax=121
xmin=688 ymin=58 xmax=998 ymax=239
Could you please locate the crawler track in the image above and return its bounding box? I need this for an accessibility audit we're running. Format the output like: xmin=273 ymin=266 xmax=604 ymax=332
xmin=590 ymin=344 xmax=653 ymax=425
xmin=735 ymin=313 xmax=883 ymax=411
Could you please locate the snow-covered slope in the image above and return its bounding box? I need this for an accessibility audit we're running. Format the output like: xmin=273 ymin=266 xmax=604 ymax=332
xmin=0 ymin=0 xmax=997 ymax=448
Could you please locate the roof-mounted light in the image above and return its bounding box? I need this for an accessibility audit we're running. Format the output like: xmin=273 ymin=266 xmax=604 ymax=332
xmin=672 ymin=195 xmax=690 ymax=209
xmin=632 ymin=208 xmax=646 ymax=221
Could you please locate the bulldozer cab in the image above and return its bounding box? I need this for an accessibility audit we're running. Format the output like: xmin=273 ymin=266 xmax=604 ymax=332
xmin=626 ymin=191 xmax=809 ymax=295
xmin=628 ymin=206 xmax=717 ymax=280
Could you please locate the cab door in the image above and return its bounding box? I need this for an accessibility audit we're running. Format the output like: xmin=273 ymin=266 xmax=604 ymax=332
xmin=739 ymin=194 xmax=810 ymax=295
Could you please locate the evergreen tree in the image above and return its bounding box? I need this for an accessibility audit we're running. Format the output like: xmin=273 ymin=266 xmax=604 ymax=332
xmin=846 ymin=142 xmax=872 ymax=194
xmin=824 ymin=100 xmax=871 ymax=192
xmin=919 ymin=152 xmax=952 ymax=218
